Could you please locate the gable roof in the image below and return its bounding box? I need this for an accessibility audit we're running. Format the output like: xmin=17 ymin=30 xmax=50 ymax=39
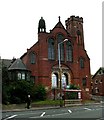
xmin=92 ymin=67 xmax=104 ymax=79
xmin=20 ymin=41 xmax=38 ymax=59
xmin=8 ymin=58 xmax=28 ymax=71
xmin=51 ymin=21 xmax=68 ymax=34
xmin=54 ymin=21 xmax=65 ymax=29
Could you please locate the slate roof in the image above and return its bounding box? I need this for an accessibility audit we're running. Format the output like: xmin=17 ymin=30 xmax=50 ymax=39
xmin=8 ymin=58 xmax=28 ymax=71
xmin=2 ymin=59 xmax=12 ymax=68
xmin=92 ymin=67 xmax=104 ymax=79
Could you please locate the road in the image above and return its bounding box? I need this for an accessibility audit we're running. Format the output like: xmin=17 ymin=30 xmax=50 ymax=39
xmin=2 ymin=103 xmax=104 ymax=120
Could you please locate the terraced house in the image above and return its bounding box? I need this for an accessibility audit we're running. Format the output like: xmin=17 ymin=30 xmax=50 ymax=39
xmin=20 ymin=15 xmax=91 ymax=99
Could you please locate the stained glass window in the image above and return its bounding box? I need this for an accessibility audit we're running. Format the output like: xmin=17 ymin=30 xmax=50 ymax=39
xmin=66 ymin=41 xmax=73 ymax=62
xmin=80 ymin=58 xmax=84 ymax=68
xmin=57 ymin=34 xmax=64 ymax=61
xmin=48 ymin=38 xmax=55 ymax=60
xmin=30 ymin=52 xmax=36 ymax=64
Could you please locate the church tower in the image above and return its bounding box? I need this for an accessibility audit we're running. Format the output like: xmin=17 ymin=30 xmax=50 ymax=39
xmin=65 ymin=15 xmax=85 ymax=49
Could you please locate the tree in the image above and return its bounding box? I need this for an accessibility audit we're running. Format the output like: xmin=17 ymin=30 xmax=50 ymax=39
xmin=2 ymin=66 xmax=10 ymax=85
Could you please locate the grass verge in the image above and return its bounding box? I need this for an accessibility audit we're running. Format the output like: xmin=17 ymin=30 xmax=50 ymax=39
xmin=2 ymin=100 xmax=63 ymax=110
xmin=2 ymin=99 xmax=98 ymax=110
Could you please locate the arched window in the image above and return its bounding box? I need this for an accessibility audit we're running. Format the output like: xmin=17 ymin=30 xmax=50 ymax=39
xmin=48 ymin=38 xmax=55 ymax=60
xmin=57 ymin=34 xmax=64 ymax=61
xmin=66 ymin=41 xmax=73 ymax=62
xmin=62 ymin=73 xmax=68 ymax=88
xmin=52 ymin=73 xmax=58 ymax=88
xmin=80 ymin=58 xmax=84 ymax=68
xmin=30 ymin=52 xmax=36 ymax=64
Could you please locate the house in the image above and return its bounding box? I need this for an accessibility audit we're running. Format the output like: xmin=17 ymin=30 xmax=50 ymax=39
xmin=91 ymin=67 xmax=104 ymax=96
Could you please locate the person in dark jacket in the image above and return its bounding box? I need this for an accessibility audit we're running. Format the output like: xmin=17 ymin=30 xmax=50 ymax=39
xmin=27 ymin=95 xmax=31 ymax=109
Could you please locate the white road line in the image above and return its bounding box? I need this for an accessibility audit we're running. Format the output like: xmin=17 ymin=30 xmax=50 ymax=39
xmin=30 ymin=112 xmax=70 ymax=118
xmin=96 ymin=117 xmax=104 ymax=120
xmin=40 ymin=112 xmax=46 ymax=117
xmin=84 ymin=108 xmax=92 ymax=111
xmin=68 ymin=110 xmax=72 ymax=113
xmin=4 ymin=115 xmax=17 ymax=120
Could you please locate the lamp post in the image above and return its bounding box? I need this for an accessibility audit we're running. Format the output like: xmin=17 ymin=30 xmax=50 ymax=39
xmin=58 ymin=39 xmax=68 ymax=107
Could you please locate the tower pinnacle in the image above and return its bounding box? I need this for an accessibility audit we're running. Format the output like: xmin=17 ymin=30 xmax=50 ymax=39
xmin=38 ymin=17 xmax=46 ymax=33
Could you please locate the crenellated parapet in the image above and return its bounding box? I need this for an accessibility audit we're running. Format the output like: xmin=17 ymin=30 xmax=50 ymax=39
xmin=66 ymin=15 xmax=83 ymax=23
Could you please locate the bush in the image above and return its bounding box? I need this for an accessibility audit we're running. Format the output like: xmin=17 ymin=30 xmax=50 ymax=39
xmin=65 ymin=84 xmax=80 ymax=99
xmin=32 ymin=84 xmax=46 ymax=101
xmin=2 ymin=81 xmax=47 ymax=104
xmin=2 ymin=86 xmax=11 ymax=104
xmin=66 ymin=92 xmax=78 ymax=99
xmin=69 ymin=84 xmax=80 ymax=89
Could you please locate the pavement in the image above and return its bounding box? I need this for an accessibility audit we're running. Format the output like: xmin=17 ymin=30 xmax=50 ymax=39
xmin=2 ymin=105 xmax=61 ymax=112
xmin=2 ymin=101 xmax=104 ymax=113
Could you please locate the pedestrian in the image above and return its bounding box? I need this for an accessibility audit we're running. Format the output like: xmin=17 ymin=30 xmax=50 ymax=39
xmin=27 ymin=94 xmax=31 ymax=109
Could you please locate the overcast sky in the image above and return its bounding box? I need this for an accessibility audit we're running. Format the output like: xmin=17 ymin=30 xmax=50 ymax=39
xmin=0 ymin=0 xmax=102 ymax=75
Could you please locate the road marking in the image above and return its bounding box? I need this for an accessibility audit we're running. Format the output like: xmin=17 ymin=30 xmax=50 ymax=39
xmin=68 ymin=110 xmax=72 ymax=113
xmin=96 ymin=117 xmax=104 ymax=120
xmin=84 ymin=108 xmax=92 ymax=111
xmin=30 ymin=112 xmax=70 ymax=118
xmin=40 ymin=112 xmax=46 ymax=117
xmin=4 ymin=115 xmax=17 ymax=120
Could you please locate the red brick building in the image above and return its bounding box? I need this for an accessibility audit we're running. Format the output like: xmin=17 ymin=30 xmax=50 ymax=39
xmin=21 ymin=16 xmax=91 ymax=99
xmin=91 ymin=67 xmax=104 ymax=96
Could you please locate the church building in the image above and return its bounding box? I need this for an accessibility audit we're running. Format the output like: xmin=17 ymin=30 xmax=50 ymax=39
xmin=21 ymin=16 xmax=91 ymax=99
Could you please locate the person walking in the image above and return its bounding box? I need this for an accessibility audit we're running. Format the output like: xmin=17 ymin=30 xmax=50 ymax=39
xmin=27 ymin=95 xmax=31 ymax=109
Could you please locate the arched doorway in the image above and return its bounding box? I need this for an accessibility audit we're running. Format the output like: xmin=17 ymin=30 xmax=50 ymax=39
xmin=51 ymin=73 xmax=58 ymax=100
xmin=51 ymin=71 xmax=71 ymax=100
xmin=52 ymin=73 xmax=58 ymax=88
xmin=62 ymin=73 xmax=69 ymax=88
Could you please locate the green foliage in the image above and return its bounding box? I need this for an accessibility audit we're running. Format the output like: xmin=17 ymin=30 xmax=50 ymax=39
xmin=2 ymin=81 xmax=33 ymax=104
xmin=2 ymin=81 xmax=47 ymax=104
xmin=69 ymin=84 xmax=80 ymax=89
xmin=65 ymin=84 xmax=80 ymax=99
xmin=66 ymin=92 xmax=78 ymax=99
xmin=11 ymin=81 xmax=34 ymax=104
xmin=32 ymin=84 xmax=46 ymax=101
xmin=2 ymin=66 xmax=10 ymax=85
xmin=32 ymin=100 xmax=62 ymax=106
xmin=2 ymin=64 xmax=47 ymax=104
xmin=2 ymin=85 xmax=11 ymax=104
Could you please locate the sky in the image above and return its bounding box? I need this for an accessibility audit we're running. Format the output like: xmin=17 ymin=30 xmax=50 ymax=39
xmin=0 ymin=0 xmax=102 ymax=75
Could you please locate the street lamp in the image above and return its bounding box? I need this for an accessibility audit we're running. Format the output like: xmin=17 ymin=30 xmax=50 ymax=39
xmin=58 ymin=39 xmax=68 ymax=107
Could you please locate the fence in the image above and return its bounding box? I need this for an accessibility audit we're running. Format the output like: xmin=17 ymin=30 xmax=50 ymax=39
xmin=63 ymin=89 xmax=82 ymax=106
